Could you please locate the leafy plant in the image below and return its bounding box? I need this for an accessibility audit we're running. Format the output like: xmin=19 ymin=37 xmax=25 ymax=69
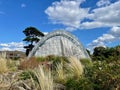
xmin=19 ymin=70 xmax=37 ymax=81
xmin=65 ymin=77 xmax=93 ymax=90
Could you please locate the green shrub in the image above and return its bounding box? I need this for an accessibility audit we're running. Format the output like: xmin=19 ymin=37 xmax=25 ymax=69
xmin=80 ymin=58 xmax=92 ymax=67
xmin=36 ymin=56 xmax=46 ymax=62
xmin=85 ymin=60 xmax=120 ymax=90
xmin=19 ymin=70 xmax=38 ymax=82
xmin=65 ymin=77 xmax=93 ymax=90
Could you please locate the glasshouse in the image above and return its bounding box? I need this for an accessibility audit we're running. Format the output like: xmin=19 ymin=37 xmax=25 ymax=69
xmin=28 ymin=30 xmax=90 ymax=59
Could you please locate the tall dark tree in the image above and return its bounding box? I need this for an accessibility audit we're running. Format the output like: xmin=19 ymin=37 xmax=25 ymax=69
xmin=23 ymin=26 xmax=44 ymax=56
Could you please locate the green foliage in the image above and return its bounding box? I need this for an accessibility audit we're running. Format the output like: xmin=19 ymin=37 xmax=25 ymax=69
xmin=37 ymin=55 xmax=68 ymax=70
xmin=51 ymin=56 xmax=67 ymax=65
xmin=85 ymin=60 xmax=120 ymax=90
xmin=18 ymin=45 xmax=120 ymax=89
xmin=65 ymin=77 xmax=93 ymax=90
xmin=18 ymin=55 xmax=120 ymax=90
xmin=23 ymin=26 xmax=44 ymax=56
xmin=36 ymin=55 xmax=67 ymax=63
xmin=36 ymin=56 xmax=46 ymax=62
xmin=20 ymin=70 xmax=32 ymax=80
xmin=92 ymin=46 xmax=120 ymax=62
xmin=80 ymin=58 xmax=92 ymax=67
xmin=19 ymin=70 xmax=38 ymax=82
xmin=23 ymin=26 xmax=44 ymax=44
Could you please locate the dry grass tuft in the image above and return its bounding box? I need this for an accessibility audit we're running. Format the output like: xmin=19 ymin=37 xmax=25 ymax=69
xmin=55 ymin=63 xmax=66 ymax=83
xmin=19 ymin=57 xmax=40 ymax=70
xmin=32 ymin=65 xmax=53 ymax=90
xmin=0 ymin=53 xmax=8 ymax=73
xmin=67 ymin=57 xmax=83 ymax=79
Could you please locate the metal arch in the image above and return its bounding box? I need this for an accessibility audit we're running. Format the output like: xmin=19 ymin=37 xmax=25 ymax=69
xmin=28 ymin=30 xmax=90 ymax=59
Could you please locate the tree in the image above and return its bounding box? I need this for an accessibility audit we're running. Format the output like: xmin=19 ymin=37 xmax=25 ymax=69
xmin=93 ymin=46 xmax=106 ymax=56
xmin=92 ymin=46 xmax=120 ymax=62
xmin=23 ymin=26 xmax=44 ymax=56
xmin=92 ymin=46 xmax=106 ymax=61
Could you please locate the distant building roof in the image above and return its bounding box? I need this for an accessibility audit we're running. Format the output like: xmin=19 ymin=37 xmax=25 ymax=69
xmin=0 ymin=51 xmax=26 ymax=59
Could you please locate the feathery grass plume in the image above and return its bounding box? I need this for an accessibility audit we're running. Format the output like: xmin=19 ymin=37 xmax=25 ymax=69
xmin=33 ymin=65 xmax=53 ymax=90
xmin=0 ymin=52 xmax=8 ymax=73
xmin=55 ymin=63 xmax=66 ymax=83
xmin=67 ymin=57 xmax=83 ymax=79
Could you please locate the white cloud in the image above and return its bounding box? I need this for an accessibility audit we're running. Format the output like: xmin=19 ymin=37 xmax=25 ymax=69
xmin=96 ymin=0 xmax=110 ymax=7
xmin=110 ymin=26 xmax=120 ymax=38
xmin=89 ymin=33 xmax=115 ymax=46
xmin=45 ymin=0 xmax=120 ymax=30
xmin=81 ymin=0 xmax=120 ymax=29
xmin=81 ymin=21 xmax=106 ymax=29
xmin=88 ymin=26 xmax=120 ymax=49
xmin=0 ymin=42 xmax=25 ymax=51
xmin=21 ymin=3 xmax=26 ymax=8
xmin=45 ymin=0 xmax=120 ymax=50
xmin=65 ymin=27 xmax=77 ymax=31
xmin=98 ymin=34 xmax=115 ymax=42
xmin=0 ymin=43 xmax=9 ymax=47
xmin=45 ymin=0 xmax=89 ymax=30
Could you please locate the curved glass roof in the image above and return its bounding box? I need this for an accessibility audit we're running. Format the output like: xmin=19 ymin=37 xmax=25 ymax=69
xmin=28 ymin=30 xmax=90 ymax=59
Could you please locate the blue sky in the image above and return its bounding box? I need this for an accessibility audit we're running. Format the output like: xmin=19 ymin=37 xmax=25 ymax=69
xmin=0 ymin=0 xmax=120 ymax=51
